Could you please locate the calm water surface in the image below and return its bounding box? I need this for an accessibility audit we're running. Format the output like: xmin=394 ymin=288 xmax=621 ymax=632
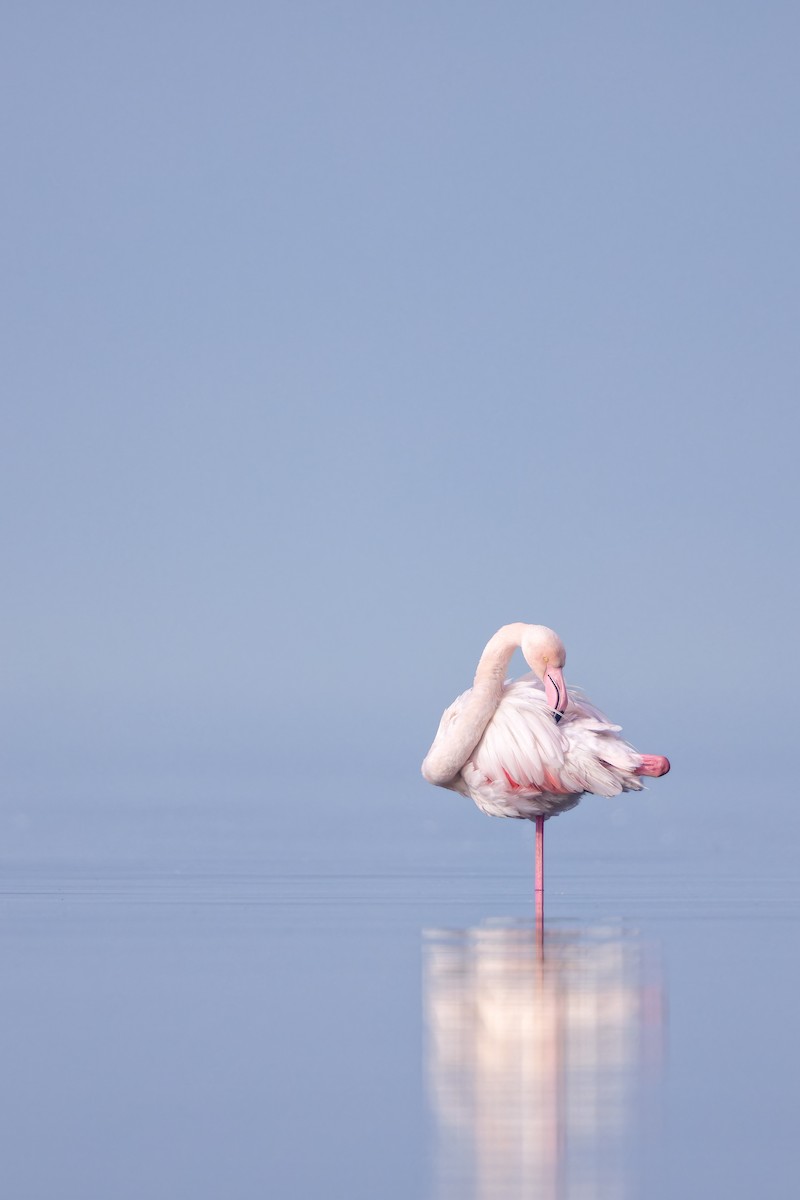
xmin=1 ymin=774 xmax=797 ymax=1198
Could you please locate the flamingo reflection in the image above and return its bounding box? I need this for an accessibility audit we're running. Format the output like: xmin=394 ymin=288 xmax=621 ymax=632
xmin=424 ymin=921 xmax=664 ymax=1200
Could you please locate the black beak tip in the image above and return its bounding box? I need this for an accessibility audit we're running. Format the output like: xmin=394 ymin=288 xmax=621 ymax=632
xmin=553 ymin=711 xmax=564 ymax=725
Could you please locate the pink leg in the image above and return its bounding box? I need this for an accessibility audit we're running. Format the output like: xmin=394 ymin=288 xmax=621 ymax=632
xmin=636 ymin=755 xmax=671 ymax=777
xmin=535 ymin=815 xmax=544 ymax=930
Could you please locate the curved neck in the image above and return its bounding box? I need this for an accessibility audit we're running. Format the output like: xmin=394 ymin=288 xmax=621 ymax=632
xmin=421 ymin=623 xmax=525 ymax=787
xmin=472 ymin=622 xmax=527 ymax=696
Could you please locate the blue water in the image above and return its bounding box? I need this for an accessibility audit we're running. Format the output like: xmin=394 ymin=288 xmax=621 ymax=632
xmin=1 ymin=772 xmax=797 ymax=1198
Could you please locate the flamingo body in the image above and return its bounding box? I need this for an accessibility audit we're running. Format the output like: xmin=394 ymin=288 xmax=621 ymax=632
xmin=429 ymin=673 xmax=647 ymax=820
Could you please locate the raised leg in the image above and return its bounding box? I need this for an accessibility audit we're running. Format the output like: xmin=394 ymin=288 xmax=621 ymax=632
xmin=636 ymin=755 xmax=671 ymax=777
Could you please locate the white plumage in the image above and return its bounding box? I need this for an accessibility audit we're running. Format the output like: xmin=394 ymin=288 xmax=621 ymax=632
xmin=422 ymin=622 xmax=669 ymax=824
xmin=432 ymin=673 xmax=644 ymax=820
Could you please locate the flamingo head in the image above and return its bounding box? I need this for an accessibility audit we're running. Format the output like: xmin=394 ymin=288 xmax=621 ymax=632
xmin=521 ymin=625 xmax=568 ymax=723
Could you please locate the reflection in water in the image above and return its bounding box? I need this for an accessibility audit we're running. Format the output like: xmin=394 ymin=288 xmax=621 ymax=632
xmin=424 ymin=921 xmax=664 ymax=1200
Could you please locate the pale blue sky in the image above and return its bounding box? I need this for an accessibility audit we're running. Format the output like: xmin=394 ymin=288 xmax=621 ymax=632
xmin=3 ymin=2 xmax=798 ymax=793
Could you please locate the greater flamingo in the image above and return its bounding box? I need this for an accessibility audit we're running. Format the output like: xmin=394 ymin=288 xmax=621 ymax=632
xmin=421 ymin=624 xmax=669 ymax=917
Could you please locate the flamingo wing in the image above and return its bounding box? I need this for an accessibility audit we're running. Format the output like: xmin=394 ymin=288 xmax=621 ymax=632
xmin=472 ymin=678 xmax=645 ymax=799
xmin=471 ymin=677 xmax=568 ymax=792
xmin=555 ymin=687 xmax=645 ymax=797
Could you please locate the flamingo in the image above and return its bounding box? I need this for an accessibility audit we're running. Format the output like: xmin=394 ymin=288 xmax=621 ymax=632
xmin=421 ymin=623 xmax=669 ymax=915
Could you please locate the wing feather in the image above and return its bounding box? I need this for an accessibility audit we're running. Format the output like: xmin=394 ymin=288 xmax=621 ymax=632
xmin=560 ymin=686 xmax=644 ymax=796
xmin=471 ymin=677 xmax=565 ymax=789
xmin=471 ymin=678 xmax=644 ymax=799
